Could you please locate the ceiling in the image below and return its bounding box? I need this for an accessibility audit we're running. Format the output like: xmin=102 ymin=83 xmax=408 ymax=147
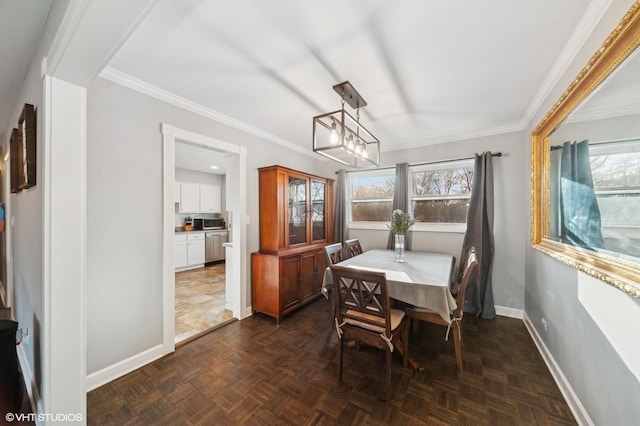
xmin=2 ymin=0 xmax=616 ymax=172
xmin=105 ymin=0 xmax=596 ymax=160
xmin=0 ymin=0 xmax=53 ymax=134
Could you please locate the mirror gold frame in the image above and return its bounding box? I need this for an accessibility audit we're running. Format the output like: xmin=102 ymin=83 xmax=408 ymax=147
xmin=531 ymin=2 xmax=640 ymax=299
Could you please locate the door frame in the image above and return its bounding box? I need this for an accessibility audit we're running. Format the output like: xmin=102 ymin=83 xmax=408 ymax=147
xmin=161 ymin=123 xmax=247 ymax=354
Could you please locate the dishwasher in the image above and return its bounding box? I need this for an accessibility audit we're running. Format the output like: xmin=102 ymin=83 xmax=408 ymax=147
xmin=205 ymin=231 xmax=228 ymax=263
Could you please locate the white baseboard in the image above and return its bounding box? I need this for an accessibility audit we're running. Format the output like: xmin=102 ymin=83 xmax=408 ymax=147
xmin=523 ymin=313 xmax=593 ymax=426
xmin=17 ymin=343 xmax=40 ymax=417
xmin=495 ymin=305 xmax=524 ymax=319
xmin=85 ymin=344 xmax=164 ymax=392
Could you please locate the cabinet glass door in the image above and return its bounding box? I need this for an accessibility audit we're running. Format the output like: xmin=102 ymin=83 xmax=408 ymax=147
xmin=311 ymin=179 xmax=326 ymax=241
xmin=288 ymin=176 xmax=308 ymax=245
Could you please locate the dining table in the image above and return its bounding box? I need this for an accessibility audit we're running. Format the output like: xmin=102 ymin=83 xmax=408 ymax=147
xmin=322 ymin=248 xmax=457 ymax=371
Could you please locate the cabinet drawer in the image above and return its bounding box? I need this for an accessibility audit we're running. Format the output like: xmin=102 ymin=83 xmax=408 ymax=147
xmin=187 ymin=233 xmax=205 ymax=241
xmin=175 ymin=234 xmax=187 ymax=242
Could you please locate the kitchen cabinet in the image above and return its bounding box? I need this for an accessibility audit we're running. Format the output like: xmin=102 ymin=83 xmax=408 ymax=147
xmin=179 ymin=182 xmax=200 ymax=213
xmin=175 ymin=232 xmax=206 ymax=270
xmin=177 ymin=181 xmax=222 ymax=213
xmin=252 ymin=165 xmax=334 ymax=324
xmin=187 ymin=233 xmax=206 ymax=265
xmin=200 ymin=183 xmax=222 ymax=213
xmin=174 ymin=181 xmax=181 ymax=203
xmin=174 ymin=234 xmax=188 ymax=269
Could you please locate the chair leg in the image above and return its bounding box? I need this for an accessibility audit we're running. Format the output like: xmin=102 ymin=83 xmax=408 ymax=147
xmin=402 ymin=323 xmax=409 ymax=368
xmin=337 ymin=336 xmax=344 ymax=383
xmin=385 ymin=348 xmax=392 ymax=404
xmin=452 ymin=323 xmax=463 ymax=371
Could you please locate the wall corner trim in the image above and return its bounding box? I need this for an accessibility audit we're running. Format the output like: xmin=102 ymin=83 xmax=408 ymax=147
xmin=494 ymin=305 xmax=524 ymax=319
xmin=523 ymin=313 xmax=594 ymax=426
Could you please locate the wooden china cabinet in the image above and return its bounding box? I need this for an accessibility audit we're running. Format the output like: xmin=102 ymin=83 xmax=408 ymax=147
xmin=252 ymin=165 xmax=334 ymax=324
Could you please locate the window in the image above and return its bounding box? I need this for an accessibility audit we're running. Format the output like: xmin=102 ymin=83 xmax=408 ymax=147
xmin=410 ymin=160 xmax=474 ymax=223
xmin=590 ymin=143 xmax=640 ymax=257
xmin=349 ymin=169 xmax=395 ymax=221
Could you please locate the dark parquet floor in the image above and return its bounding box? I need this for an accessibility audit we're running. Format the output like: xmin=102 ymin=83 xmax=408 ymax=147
xmin=87 ymin=298 xmax=576 ymax=425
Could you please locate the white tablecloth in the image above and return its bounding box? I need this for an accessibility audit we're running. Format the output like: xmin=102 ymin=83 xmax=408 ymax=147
xmin=323 ymin=249 xmax=457 ymax=323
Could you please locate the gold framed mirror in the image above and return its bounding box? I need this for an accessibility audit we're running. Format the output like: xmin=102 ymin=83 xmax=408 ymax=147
xmin=531 ymin=2 xmax=640 ymax=299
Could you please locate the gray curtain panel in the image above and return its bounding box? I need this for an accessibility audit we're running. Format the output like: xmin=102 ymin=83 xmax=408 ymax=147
xmin=461 ymin=152 xmax=495 ymax=319
xmin=560 ymin=140 xmax=604 ymax=250
xmin=333 ymin=169 xmax=348 ymax=243
xmin=386 ymin=162 xmax=412 ymax=250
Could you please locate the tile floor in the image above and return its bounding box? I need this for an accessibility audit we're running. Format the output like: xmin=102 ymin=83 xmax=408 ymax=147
xmin=174 ymin=263 xmax=233 ymax=344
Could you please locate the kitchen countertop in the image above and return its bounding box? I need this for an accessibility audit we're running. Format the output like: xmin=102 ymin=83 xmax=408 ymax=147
xmin=175 ymin=228 xmax=228 ymax=234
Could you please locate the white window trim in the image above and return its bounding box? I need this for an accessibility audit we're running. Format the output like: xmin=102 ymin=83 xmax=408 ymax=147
xmin=346 ymin=159 xmax=473 ymax=233
xmin=348 ymin=168 xmax=395 ymax=223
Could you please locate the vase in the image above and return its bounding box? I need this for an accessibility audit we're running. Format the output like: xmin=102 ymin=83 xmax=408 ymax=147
xmin=394 ymin=234 xmax=405 ymax=262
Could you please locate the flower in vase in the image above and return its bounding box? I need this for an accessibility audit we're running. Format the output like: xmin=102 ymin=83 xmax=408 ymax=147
xmin=387 ymin=209 xmax=416 ymax=235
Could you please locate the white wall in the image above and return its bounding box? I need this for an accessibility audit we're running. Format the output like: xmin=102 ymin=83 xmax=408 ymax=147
xmin=524 ymin=0 xmax=640 ymax=424
xmin=86 ymin=77 xmax=330 ymax=374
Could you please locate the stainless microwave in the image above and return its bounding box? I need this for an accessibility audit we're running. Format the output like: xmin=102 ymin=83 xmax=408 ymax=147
xmin=194 ymin=218 xmax=225 ymax=230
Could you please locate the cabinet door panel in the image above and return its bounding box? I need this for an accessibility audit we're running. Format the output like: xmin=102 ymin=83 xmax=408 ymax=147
xmin=200 ymin=184 xmax=221 ymax=213
xmin=180 ymin=182 xmax=200 ymax=212
xmin=287 ymin=174 xmax=308 ymax=246
xmin=280 ymin=256 xmax=300 ymax=310
xmin=299 ymin=251 xmax=316 ymax=301
xmin=187 ymin=239 xmax=205 ymax=265
xmin=174 ymin=241 xmax=187 ymax=268
xmin=311 ymin=179 xmax=326 ymax=242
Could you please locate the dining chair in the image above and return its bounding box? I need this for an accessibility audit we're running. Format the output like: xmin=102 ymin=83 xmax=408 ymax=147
xmin=323 ymin=243 xmax=346 ymax=322
xmin=324 ymin=242 xmax=346 ymax=265
xmin=343 ymin=238 xmax=363 ymax=258
xmin=405 ymin=247 xmax=479 ymax=371
xmin=330 ymin=264 xmax=410 ymax=403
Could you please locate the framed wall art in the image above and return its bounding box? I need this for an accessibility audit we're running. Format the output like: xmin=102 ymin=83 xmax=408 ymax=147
xmin=10 ymin=127 xmax=23 ymax=193
xmin=18 ymin=103 xmax=36 ymax=190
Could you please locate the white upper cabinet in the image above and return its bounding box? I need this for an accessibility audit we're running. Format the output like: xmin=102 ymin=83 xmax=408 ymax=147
xmin=200 ymin=183 xmax=221 ymax=213
xmin=179 ymin=182 xmax=200 ymax=213
xmin=174 ymin=181 xmax=181 ymax=203
xmin=176 ymin=181 xmax=222 ymax=213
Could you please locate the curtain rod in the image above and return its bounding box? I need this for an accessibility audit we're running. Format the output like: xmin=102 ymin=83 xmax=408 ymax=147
xmin=550 ymin=138 xmax=640 ymax=150
xmin=335 ymin=152 xmax=502 ymax=173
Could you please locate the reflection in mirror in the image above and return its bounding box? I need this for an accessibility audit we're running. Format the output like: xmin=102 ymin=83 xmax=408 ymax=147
xmin=548 ymin=49 xmax=640 ymax=263
xmin=531 ymin=2 xmax=640 ymax=298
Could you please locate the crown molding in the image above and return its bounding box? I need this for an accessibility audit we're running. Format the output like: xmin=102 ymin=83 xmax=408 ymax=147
xmin=521 ymin=0 xmax=613 ymax=130
xmin=98 ymin=67 xmax=315 ymax=158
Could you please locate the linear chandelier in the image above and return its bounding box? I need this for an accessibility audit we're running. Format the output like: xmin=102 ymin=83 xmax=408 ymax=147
xmin=312 ymin=81 xmax=380 ymax=168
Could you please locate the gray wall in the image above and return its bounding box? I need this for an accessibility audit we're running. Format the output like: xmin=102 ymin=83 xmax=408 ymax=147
xmin=524 ymin=0 xmax=640 ymax=424
xmin=86 ymin=77 xmax=329 ymax=373
xmin=0 ymin=0 xmax=72 ymax=402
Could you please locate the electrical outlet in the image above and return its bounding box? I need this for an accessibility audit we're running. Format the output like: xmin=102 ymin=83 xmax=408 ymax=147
xmin=16 ymin=327 xmax=29 ymax=345
xmin=541 ymin=318 xmax=548 ymax=332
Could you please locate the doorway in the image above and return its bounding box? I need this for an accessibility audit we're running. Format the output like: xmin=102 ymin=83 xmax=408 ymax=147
xmin=161 ymin=124 xmax=248 ymax=355
xmin=174 ymin=140 xmax=232 ymax=344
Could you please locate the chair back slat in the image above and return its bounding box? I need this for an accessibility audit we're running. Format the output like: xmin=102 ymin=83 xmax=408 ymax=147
xmin=343 ymin=239 xmax=363 ymax=258
xmin=453 ymin=247 xmax=479 ymax=318
xmin=330 ymin=265 xmax=391 ymax=335
xmin=324 ymin=243 xmax=345 ymax=265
